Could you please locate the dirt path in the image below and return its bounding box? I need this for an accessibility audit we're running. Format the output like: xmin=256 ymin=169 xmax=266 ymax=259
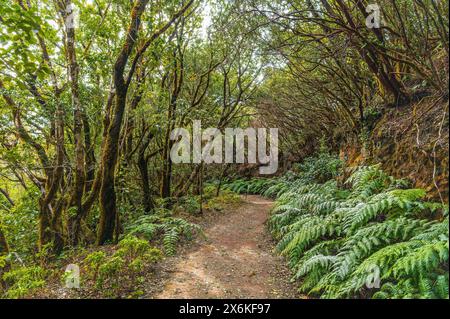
xmin=151 ymin=195 xmax=300 ymax=299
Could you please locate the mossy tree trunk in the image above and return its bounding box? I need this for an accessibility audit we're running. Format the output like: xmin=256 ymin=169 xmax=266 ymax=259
xmin=97 ymin=0 xmax=150 ymax=244
xmin=0 ymin=224 xmax=10 ymax=289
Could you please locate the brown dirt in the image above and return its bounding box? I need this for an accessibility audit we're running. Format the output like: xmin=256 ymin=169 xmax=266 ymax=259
xmin=342 ymin=95 xmax=449 ymax=203
xmin=146 ymin=195 xmax=301 ymax=299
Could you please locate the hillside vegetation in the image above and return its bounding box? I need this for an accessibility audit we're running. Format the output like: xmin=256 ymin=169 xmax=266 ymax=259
xmin=225 ymin=153 xmax=448 ymax=298
xmin=0 ymin=0 xmax=448 ymax=299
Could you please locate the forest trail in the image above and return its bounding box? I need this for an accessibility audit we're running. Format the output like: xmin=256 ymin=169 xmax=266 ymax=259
xmin=151 ymin=195 xmax=300 ymax=299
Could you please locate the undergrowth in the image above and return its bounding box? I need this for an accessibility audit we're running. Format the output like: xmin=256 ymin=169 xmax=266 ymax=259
xmin=224 ymin=155 xmax=449 ymax=299
xmin=124 ymin=209 xmax=201 ymax=256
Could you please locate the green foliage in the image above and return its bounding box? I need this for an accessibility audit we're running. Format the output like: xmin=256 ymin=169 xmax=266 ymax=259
xmin=293 ymin=151 xmax=342 ymax=183
xmin=0 ymin=187 xmax=39 ymax=260
xmin=205 ymin=189 xmax=241 ymax=211
xmin=82 ymin=236 xmax=162 ymax=297
xmin=223 ymin=152 xmax=343 ymax=199
xmin=84 ymin=251 xmax=107 ymax=282
xmin=268 ymin=164 xmax=448 ymax=299
xmin=227 ymin=156 xmax=449 ymax=299
xmin=2 ymin=266 xmax=46 ymax=299
xmin=224 ymin=178 xmax=277 ymax=195
xmin=174 ymin=196 xmax=201 ymax=214
xmin=124 ymin=212 xmax=201 ymax=256
xmin=0 ymin=0 xmax=447 ymax=300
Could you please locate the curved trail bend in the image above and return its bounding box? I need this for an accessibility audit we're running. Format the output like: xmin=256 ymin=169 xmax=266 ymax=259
xmin=151 ymin=195 xmax=300 ymax=299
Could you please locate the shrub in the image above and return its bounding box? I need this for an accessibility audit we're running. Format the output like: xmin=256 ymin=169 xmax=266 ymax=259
xmin=206 ymin=189 xmax=241 ymax=211
xmin=124 ymin=214 xmax=200 ymax=256
xmin=2 ymin=265 xmax=46 ymax=298
xmin=293 ymin=152 xmax=342 ymax=183
xmin=224 ymin=153 xmax=449 ymax=299
xmin=82 ymin=236 xmax=162 ymax=297
xmin=266 ymin=164 xmax=448 ymax=299
xmin=0 ymin=187 xmax=39 ymax=261
xmin=174 ymin=196 xmax=201 ymax=214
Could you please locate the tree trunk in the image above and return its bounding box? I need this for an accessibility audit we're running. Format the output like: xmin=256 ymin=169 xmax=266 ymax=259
xmin=38 ymin=200 xmax=53 ymax=251
xmin=0 ymin=188 xmax=14 ymax=206
xmin=97 ymin=0 xmax=149 ymax=245
xmin=0 ymin=224 xmax=10 ymax=288
xmin=62 ymin=0 xmax=86 ymax=246
xmin=0 ymin=226 xmax=10 ymax=257
xmin=216 ymin=164 xmax=229 ymax=197
xmin=137 ymin=131 xmax=155 ymax=213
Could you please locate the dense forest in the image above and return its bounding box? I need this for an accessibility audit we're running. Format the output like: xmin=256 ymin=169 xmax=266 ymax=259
xmin=0 ymin=0 xmax=448 ymax=299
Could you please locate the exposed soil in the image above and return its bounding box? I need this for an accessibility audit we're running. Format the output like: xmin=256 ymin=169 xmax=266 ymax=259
xmin=145 ymin=195 xmax=302 ymax=299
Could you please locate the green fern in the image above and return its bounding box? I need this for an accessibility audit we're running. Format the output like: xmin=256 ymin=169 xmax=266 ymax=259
xmin=225 ymin=155 xmax=448 ymax=299
xmin=263 ymin=161 xmax=449 ymax=299
xmin=124 ymin=214 xmax=201 ymax=256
